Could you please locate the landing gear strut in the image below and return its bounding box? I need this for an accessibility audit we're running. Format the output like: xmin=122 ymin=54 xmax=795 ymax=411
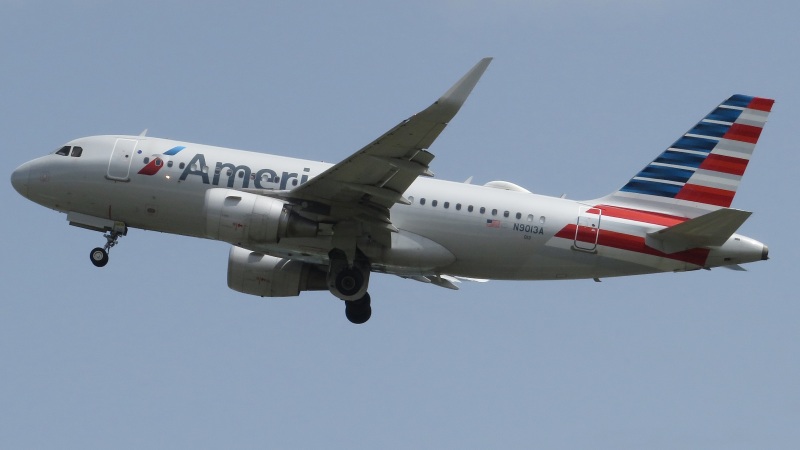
xmin=345 ymin=293 xmax=371 ymax=324
xmin=89 ymin=229 xmax=124 ymax=268
xmin=326 ymin=248 xmax=371 ymax=323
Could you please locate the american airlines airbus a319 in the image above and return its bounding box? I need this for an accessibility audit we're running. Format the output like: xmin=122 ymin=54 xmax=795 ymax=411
xmin=11 ymin=58 xmax=773 ymax=324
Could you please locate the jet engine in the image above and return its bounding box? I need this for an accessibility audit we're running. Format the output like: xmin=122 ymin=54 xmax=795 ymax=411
xmin=204 ymin=188 xmax=317 ymax=246
xmin=227 ymin=246 xmax=327 ymax=297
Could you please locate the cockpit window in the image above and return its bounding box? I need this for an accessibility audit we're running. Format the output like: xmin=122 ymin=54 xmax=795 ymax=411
xmin=55 ymin=146 xmax=71 ymax=156
xmin=70 ymin=146 xmax=83 ymax=157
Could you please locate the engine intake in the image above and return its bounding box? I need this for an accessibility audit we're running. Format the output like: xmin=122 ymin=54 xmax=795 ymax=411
xmin=204 ymin=188 xmax=317 ymax=246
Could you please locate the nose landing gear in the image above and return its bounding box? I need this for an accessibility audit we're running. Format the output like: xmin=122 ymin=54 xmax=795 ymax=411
xmin=89 ymin=231 xmax=121 ymax=268
xmin=89 ymin=229 xmax=124 ymax=268
xmin=90 ymin=247 xmax=108 ymax=267
xmin=66 ymin=212 xmax=128 ymax=268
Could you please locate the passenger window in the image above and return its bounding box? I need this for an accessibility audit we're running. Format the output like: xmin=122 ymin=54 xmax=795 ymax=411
xmin=420 ymin=198 xmax=426 ymax=205
xmin=432 ymin=200 xmax=438 ymax=207
xmin=408 ymin=196 xmax=414 ymax=204
xmin=144 ymin=157 xmax=150 ymax=164
xmin=167 ymin=161 xmax=173 ymax=168
xmin=468 ymin=205 xmax=474 ymax=212
xmin=503 ymin=211 xmax=509 ymax=218
xmin=55 ymin=146 xmax=70 ymax=156
xmin=155 ymin=158 xmax=162 ymax=167
xmin=540 ymin=216 xmax=546 ymax=224
xmin=456 ymin=203 xmax=462 ymax=211
xmin=444 ymin=202 xmax=450 ymax=209
xmin=527 ymin=214 xmax=534 ymax=222
xmin=515 ymin=212 xmax=522 ymax=220
xmin=491 ymin=209 xmax=498 ymax=216
xmin=480 ymin=207 xmax=486 ymax=214
xmin=70 ymin=147 xmax=83 ymax=157
xmin=179 ymin=162 xmax=185 ymax=169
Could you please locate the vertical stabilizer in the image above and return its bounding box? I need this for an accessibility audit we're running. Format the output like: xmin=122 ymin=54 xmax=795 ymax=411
xmin=602 ymin=95 xmax=774 ymax=218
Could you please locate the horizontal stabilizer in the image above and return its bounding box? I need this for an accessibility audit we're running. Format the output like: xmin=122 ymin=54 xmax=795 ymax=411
xmin=646 ymin=208 xmax=752 ymax=254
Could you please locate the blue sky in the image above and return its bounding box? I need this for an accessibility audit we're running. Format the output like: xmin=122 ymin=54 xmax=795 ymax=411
xmin=2 ymin=1 xmax=799 ymax=448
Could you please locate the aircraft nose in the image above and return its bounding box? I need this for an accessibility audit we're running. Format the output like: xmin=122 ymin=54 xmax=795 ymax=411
xmin=11 ymin=162 xmax=31 ymax=198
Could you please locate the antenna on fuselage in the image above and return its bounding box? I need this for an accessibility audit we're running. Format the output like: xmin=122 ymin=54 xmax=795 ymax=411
xmin=138 ymin=129 xmax=148 ymax=137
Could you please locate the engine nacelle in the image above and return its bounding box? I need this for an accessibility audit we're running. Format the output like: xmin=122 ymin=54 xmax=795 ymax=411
xmin=227 ymin=246 xmax=327 ymax=297
xmin=204 ymin=188 xmax=317 ymax=246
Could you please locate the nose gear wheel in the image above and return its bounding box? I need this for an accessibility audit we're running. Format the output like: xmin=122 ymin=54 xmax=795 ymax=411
xmin=89 ymin=229 xmax=124 ymax=268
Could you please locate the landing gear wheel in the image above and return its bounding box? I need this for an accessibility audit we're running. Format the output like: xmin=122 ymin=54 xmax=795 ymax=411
xmin=345 ymin=293 xmax=371 ymax=324
xmin=88 ymin=227 xmax=125 ymax=268
xmin=336 ymin=268 xmax=365 ymax=298
xmin=90 ymin=247 xmax=109 ymax=267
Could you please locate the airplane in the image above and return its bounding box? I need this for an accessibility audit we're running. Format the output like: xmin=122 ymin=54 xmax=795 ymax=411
xmin=10 ymin=58 xmax=773 ymax=324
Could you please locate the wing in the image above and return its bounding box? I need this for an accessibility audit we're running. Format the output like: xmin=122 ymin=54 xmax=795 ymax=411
xmin=282 ymin=58 xmax=492 ymax=245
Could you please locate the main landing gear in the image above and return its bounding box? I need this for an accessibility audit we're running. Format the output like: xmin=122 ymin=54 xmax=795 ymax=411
xmin=89 ymin=229 xmax=124 ymax=268
xmin=327 ymin=249 xmax=372 ymax=324
xmin=344 ymin=294 xmax=371 ymax=324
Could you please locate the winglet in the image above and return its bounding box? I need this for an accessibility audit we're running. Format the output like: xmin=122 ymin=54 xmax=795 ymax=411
xmin=436 ymin=57 xmax=493 ymax=110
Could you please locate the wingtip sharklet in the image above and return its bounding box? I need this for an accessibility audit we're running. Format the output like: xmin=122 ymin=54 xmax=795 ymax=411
xmin=436 ymin=57 xmax=493 ymax=110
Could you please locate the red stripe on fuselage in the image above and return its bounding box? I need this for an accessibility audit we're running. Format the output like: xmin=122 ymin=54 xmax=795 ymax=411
xmin=698 ymin=153 xmax=749 ymax=176
xmin=598 ymin=228 xmax=710 ymax=266
xmin=555 ymin=224 xmax=709 ymax=267
xmin=591 ymin=205 xmax=687 ymax=226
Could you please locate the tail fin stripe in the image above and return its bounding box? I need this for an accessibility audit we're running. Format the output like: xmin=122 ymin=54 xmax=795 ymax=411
xmin=723 ymin=95 xmax=755 ymax=108
xmin=603 ymin=94 xmax=773 ymax=216
xmin=672 ymin=136 xmax=717 ymax=153
xmin=714 ymin=139 xmax=756 ymax=158
xmin=655 ymin=151 xmax=707 ymax=167
xmin=707 ymin=107 xmax=743 ymax=123
xmin=690 ymin=170 xmax=741 ymax=190
xmin=637 ymin=165 xmax=694 ymax=182
xmin=699 ymin=154 xmax=748 ymax=176
xmin=675 ymin=184 xmax=734 ymax=207
xmin=722 ymin=123 xmax=763 ymax=144
xmin=622 ymin=180 xmax=682 ymax=198
xmin=747 ymin=97 xmax=774 ymax=112
xmin=689 ymin=122 xmax=731 ymax=138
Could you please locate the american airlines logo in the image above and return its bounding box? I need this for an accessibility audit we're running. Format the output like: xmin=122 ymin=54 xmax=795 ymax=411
xmin=137 ymin=146 xmax=185 ymax=176
xmin=138 ymin=148 xmax=313 ymax=190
